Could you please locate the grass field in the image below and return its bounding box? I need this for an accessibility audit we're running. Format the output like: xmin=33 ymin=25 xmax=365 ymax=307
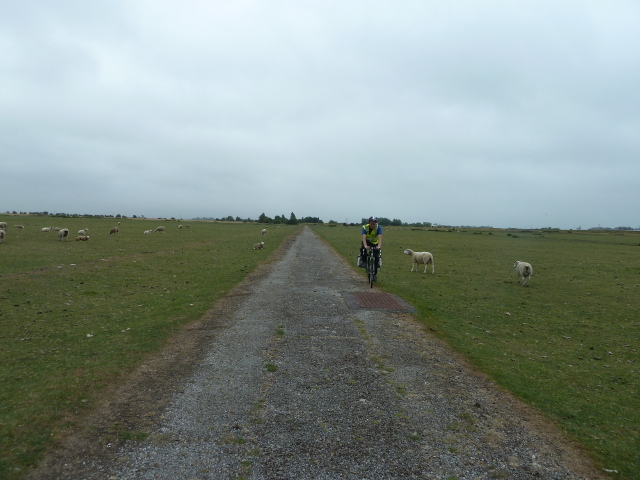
xmin=0 ymin=216 xmax=299 ymax=479
xmin=313 ymin=224 xmax=640 ymax=479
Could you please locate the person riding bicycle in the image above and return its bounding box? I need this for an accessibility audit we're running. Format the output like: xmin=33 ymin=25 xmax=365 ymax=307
xmin=359 ymin=216 xmax=382 ymax=280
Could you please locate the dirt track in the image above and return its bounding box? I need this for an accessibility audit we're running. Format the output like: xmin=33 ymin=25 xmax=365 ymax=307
xmin=28 ymin=226 xmax=605 ymax=479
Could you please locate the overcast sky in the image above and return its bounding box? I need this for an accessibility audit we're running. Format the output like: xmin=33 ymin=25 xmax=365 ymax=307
xmin=2 ymin=1 xmax=639 ymax=228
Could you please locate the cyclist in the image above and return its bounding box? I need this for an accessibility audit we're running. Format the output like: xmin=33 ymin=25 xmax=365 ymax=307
xmin=359 ymin=216 xmax=382 ymax=280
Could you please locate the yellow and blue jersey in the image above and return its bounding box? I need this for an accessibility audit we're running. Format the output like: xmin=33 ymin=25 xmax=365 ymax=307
xmin=362 ymin=224 xmax=382 ymax=244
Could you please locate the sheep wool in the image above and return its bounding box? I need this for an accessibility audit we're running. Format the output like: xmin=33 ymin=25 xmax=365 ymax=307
xmin=403 ymin=249 xmax=435 ymax=274
xmin=514 ymin=261 xmax=533 ymax=286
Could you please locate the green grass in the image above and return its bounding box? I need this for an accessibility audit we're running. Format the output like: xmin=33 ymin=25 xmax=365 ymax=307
xmin=0 ymin=216 xmax=299 ymax=479
xmin=313 ymin=224 xmax=640 ymax=479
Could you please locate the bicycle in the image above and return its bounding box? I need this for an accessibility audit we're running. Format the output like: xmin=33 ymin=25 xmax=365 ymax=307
xmin=364 ymin=244 xmax=380 ymax=288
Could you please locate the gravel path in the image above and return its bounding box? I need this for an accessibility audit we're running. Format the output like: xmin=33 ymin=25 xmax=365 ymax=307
xmin=30 ymin=226 xmax=604 ymax=479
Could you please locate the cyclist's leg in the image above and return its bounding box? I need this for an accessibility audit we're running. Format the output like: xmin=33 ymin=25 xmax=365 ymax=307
xmin=359 ymin=242 xmax=367 ymax=267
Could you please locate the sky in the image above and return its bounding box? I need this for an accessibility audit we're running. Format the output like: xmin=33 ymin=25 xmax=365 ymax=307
xmin=1 ymin=1 xmax=639 ymax=229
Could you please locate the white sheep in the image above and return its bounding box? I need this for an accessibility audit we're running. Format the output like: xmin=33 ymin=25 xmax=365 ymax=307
xmin=0 ymin=229 xmax=5 ymax=243
xmin=403 ymin=248 xmax=434 ymax=274
xmin=14 ymin=225 xmax=24 ymax=229
xmin=78 ymin=228 xmax=88 ymax=235
xmin=143 ymin=230 xmax=153 ymax=234
xmin=42 ymin=227 xmax=52 ymax=233
xmin=261 ymin=228 xmax=267 ymax=236
xmin=58 ymin=229 xmax=69 ymax=241
xmin=110 ymin=227 xmax=119 ymax=235
xmin=178 ymin=224 xmax=183 ymax=229
xmin=155 ymin=226 xmax=166 ymax=233
xmin=514 ymin=261 xmax=533 ymax=286
xmin=253 ymin=241 xmax=265 ymax=250
xmin=75 ymin=235 xmax=90 ymax=241
xmin=0 ymin=222 xmax=7 ymax=230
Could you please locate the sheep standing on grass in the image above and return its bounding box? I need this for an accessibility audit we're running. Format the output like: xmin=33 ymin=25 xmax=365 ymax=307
xmin=253 ymin=241 xmax=264 ymax=250
xmin=261 ymin=228 xmax=267 ymax=236
xmin=403 ymin=249 xmax=435 ymax=274
xmin=0 ymin=229 xmax=5 ymax=243
xmin=78 ymin=228 xmax=88 ymax=235
xmin=0 ymin=222 xmax=7 ymax=230
xmin=514 ymin=261 xmax=533 ymax=286
xmin=110 ymin=227 xmax=119 ymax=235
xmin=155 ymin=226 xmax=165 ymax=233
xmin=59 ymin=229 xmax=69 ymax=241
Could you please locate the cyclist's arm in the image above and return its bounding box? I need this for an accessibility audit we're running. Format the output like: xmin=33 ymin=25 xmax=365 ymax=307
xmin=362 ymin=232 xmax=370 ymax=249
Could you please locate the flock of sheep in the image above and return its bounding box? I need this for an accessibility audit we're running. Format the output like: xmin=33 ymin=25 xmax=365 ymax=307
xmin=1 ymin=221 xmax=271 ymax=253
xmin=401 ymin=248 xmax=533 ymax=286
xmin=1 ymin=221 xmax=532 ymax=286
xmin=0 ymin=221 xmax=193 ymax=244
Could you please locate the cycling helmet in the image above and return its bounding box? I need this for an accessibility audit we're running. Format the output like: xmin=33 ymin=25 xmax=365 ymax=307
xmin=368 ymin=216 xmax=378 ymax=222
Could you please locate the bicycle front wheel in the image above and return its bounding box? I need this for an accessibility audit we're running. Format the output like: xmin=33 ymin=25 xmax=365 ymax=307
xmin=367 ymin=254 xmax=375 ymax=288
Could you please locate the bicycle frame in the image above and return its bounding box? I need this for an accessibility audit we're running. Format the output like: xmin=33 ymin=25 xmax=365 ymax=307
xmin=365 ymin=243 xmax=379 ymax=288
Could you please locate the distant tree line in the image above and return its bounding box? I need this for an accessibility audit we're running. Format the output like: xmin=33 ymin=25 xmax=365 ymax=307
xmin=3 ymin=211 xmax=146 ymax=219
xmin=258 ymin=212 xmax=300 ymax=225
xmin=358 ymin=218 xmax=432 ymax=227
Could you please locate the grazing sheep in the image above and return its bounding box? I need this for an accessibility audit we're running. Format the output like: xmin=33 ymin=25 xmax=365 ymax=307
xmin=178 ymin=224 xmax=183 ymax=229
xmin=58 ymin=229 xmax=69 ymax=241
xmin=109 ymin=227 xmax=119 ymax=235
xmin=261 ymin=228 xmax=267 ymax=236
xmin=75 ymin=235 xmax=90 ymax=241
xmin=184 ymin=224 xmax=190 ymax=229
xmin=403 ymin=248 xmax=435 ymax=274
xmin=143 ymin=230 xmax=153 ymax=234
xmin=0 ymin=222 xmax=7 ymax=229
xmin=514 ymin=261 xmax=533 ymax=286
xmin=78 ymin=228 xmax=88 ymax=235
xmin=117 ymin=221 xmax=121 ymax=225
xmin=155 ymin=226 xmax=166 ymax=233
xmin=14 ymin=225 xmax=24 ymax=228
xmin=0 ymin=229 xmax=5 ymax=243
xmin=253 ymin=241 xmax=265 ymax=250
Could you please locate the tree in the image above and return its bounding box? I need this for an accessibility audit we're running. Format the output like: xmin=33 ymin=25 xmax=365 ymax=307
xmin=288 ymin=212 xmax=298 ymax=225
xmin=258 ymin=213 xmax=272 ymax=223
